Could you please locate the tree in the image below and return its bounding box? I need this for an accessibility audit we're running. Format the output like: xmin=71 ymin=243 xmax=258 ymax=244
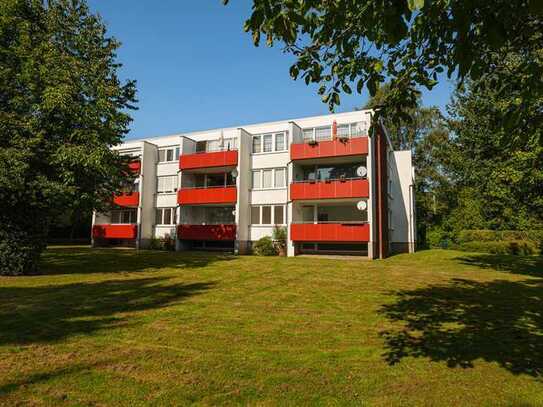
xmin=446 ymin=74 xmax=543 ymax=231
xmin=0 ymin=0 xmax=137 ymax=275
xmin=363 ymin=84 xmax=452 ymax=246
xmin=225 ymin=0 xmax=543 ymax=133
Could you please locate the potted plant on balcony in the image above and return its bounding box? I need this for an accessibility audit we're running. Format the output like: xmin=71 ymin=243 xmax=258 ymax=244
xmin=273 ymin=226 xmax=287 ymax=256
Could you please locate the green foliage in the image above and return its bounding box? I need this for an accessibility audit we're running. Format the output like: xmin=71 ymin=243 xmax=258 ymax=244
xmin=226 ymin=0 xmax=543 ymax=133
xmin=253 ymin=236 xmax=278 ymax=256
xmin=459 ymin=240 xmax=538 ymax=256
xmin=458 ymin=229 xmax=543 ymax=250
xmin=148 ymin=238 xmax=163 ymax=251
xmin=0 ymin=0 xmax=137 ymax=275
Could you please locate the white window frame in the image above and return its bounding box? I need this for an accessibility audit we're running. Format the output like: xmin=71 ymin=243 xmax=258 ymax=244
xmin=301 ymin=122 xmax=367 ymax=142
xmin=250 ymin=204 xmax=287 ymax=226
xmin=158 ymin=146 xmax=180 ymax=163
xmin=252 ymin=132 xmax=287 ymax=154
xmin=111 ymin=209 xmax=137 ymax=224
xmin=157 ymin=175 xmax=178 ymax=194
xmin=156 ymin=207 xmax=176 ymax=226
xmin=250 ymin=167 xmax=287 ymax=190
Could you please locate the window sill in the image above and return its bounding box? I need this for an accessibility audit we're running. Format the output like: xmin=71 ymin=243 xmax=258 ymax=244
xmin=157 ymin=161 xmax=179 ymax=165
xmin=250 ymin=187 xmax=287 ymax=192
xmin=250 ymin=224 xmax=287 ymax=227
xmin=251 ymin=150 xmax=288 ymax=156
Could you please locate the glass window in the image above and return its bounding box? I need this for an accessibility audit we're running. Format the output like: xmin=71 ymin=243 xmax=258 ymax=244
xmin=337 ymin=124 xmax=350 ymax=138
xmin=303 ymin=128 xmax=313 ymax=141
xmin=155 ymin=209 xmax=162 ymax=224
xmin=122 ymin=210 xmax=131 ymax=224
xmin=262 ymin=206 xmax=271 ymax=224
xmin=251 ymin=206 xmax=260 ymax=224
xmin=252 ymin=136 xmax=261 ymax=153
xmin=252 ymin=171 xmax=261 ymax=189
xmin=274 ymin=205 xmax=284 ymax=225
xmin=263 ymin=134 xmax=273 ymax=152
xmin=262 ymin=169 xmax=273 ymax=188
xmin=302 ymin=206 xmax=314 ymax=223
xmin=196 ymin=141 xmax=207 ymax=153
xmin=274 ymin=168 xmax=286 ymax=187
xmin=157 ymin=176 xmax=177 ymax=193
xmin=275 ymin=133 xmax=285 ymax=151
xmin=158 ymin=150 xmax=166 ymax=162
xmin=164 ymin=208 xmax=172 ymax=224
xmin=166 ymin=149 xmax=173 ymax=162
xmin=174 ymin=147 xmax=180 ymax=160
xmin=315 ymin=126 xmax=331 ymax=141
xmin=111 ymin=211 xmax=120 ymax=224
xmin=206 ymin=173 xmax=225 ymax=187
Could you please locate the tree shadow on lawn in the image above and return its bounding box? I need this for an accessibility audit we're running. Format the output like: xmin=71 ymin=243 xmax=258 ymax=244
xmin=380 ymin=277 xmax=543 ymax=377
xmin=455 ymin=253 xmax=543 ymax=277
xmin=0 ymin=276 xmax=215 ymax=345
xmin=40 ymin=246 xmax=235 ymax=275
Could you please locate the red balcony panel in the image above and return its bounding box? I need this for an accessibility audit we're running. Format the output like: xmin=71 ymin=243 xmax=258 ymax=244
xmin=177 ymin=186 xmax=237 ymax=205
xmin=92 ymin=224 xmax=137 ymax=239
xmin=291 ymin=137 xmax=368 ymax=160
xmin=180 ymin=150 xmax=238 ymax=170
xmin=128 ymin=160 xmax=141 ymax=174
xmin=113 ymin=192 xmax=140 ymax=207
xmin=290 ymin=223 xmax=370 ymax=242
xmin=290 ymin=179 xmax=369 ymax=200
xmin=177 ymin=224 xmax=236 ymax=241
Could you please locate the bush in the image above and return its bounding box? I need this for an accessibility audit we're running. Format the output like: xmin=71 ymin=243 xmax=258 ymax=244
xmin=253 ymin=236 xmax=277 ymax=256
xmin=148 ymin=235 xmax=176 ymax=251
xmin=426 ymin=226 xmax=452 ymax=248
xmin=272 ymin=226 xmax=287 ymax=255
xmin=459 ymin=240 xmax=538 ymax=256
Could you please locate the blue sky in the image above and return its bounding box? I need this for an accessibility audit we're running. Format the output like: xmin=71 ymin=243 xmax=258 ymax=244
xmin=88 ymin=0 xmax=455 ymax=139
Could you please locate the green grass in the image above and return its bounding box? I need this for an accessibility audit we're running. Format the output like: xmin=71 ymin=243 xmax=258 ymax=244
xmin=1 ymin=247 xmax=542 ymax=406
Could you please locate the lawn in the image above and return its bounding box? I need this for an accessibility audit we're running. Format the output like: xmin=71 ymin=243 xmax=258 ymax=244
xmin=1 ymin=248 xmax=542 ymax=406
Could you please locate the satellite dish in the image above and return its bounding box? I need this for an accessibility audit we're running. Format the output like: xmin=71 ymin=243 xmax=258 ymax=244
xmin=357 ymin=200 xmax=367 ymax=211
xmin=356 ymin=166 xmax=367 ymax=177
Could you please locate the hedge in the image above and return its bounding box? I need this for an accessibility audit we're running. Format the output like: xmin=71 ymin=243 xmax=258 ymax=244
xmin=458 ymin=229 xmax=543 ymax=250
xmin=458 ymin=240 xmax=538 ymax=256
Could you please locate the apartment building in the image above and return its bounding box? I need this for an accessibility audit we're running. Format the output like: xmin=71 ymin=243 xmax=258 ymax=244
xmin=91 ymin=110 xmax=416 ymax=259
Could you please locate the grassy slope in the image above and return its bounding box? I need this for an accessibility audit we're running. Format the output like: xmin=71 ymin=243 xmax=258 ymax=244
xmin=0 ymin=248 xmax=542 ymax=406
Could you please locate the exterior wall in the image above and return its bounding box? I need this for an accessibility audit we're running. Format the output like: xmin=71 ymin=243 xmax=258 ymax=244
xmin=91 ymin=110 xmax=414 ymax=259
xmin=388 ymin=150 xmax=416 ymax=253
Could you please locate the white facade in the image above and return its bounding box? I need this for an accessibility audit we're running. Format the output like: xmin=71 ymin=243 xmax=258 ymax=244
xmin=92 ymin=110 xmax=416 ymax=258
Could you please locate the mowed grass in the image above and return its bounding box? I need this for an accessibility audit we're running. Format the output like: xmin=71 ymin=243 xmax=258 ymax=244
xmin=1 ymin=248 xmax=542 ymax=406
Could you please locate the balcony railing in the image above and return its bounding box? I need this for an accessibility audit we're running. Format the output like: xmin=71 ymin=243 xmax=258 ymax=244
xmin=290 ymin=178 xmax=369 ymax=200
xmin=177 ymin=224 xmax=236 ymax=241
xmin=290 ymin=222 xmax=369 ymax=242
xmin=291 ymin=136 xmax=368 ymax=160
xmin=92 ymin=224 xmax=137 ymax=239
xmin=177 ymin=185 xmax=237 ymax=205
xmin=113 ymin=192 xmax=140 ymax=207
xmin=179 ymin=149 xmax=238 ymax=170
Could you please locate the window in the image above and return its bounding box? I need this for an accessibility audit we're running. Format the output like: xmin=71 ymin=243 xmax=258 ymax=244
xmin=250 ymin=205 xmax=286 ymax=225
xmin=252 ymin=136 xmax=261 ymax=153
xmin=274 ymin=168 xmax=286 ymax=188
xmin=303 ymin=128 xmax=313 ymax=141
xmin=251 ymin=168 xmax=287 ymax=189
xmin=196 ymin=141 xmax=207 ymax=153
xmin=253 ymin=132 xmax=287 ymax=153
xmin=158 ymin=147 xmax=179 ymax=163
xmin=315 ymin=126 xmax=331 ymax=141
xmin=251 ymin=206 xmax=261 ymax=225
xmin=111 ymin=209 xmax=136 ymax=224
xmin=274 ymin=205 xmax=284 ymax=225
xmin=262 ymin=169 xmax=273 ymax=189
xmin=262 ymin=206 xmax=272 ymax=224
xmin=157 ymin=175 xmax=177 ymax=193
xmin=156 ymin=208 xmax=176 ymax=225
xmin=275 ymin=133 xmax=286 ymax=151
xmin=263 ymin=134 xmax=273 ymax=152
xmin=252 ymin=171 xmax=261 ymax=189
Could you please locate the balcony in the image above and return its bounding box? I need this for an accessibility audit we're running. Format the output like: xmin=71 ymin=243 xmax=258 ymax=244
xmin=291 ymin=137 xmax=368 ymax=161
xmin=291 ymin=178 xmax=369 ymax=200
xmin=113 ymin=192 xmax=139 ymax=207
xmin=290 ymin=223 xmax=370 ymax=242
xmin=177 ymin=186 xmax=237 ymax=205
xmin=179 ymin=150 xmax=238 ymax=170
xmin=92 ymin=224 xmax=137 ymax=239
xmin=177 ymin=224 xmax=236 ymax=241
